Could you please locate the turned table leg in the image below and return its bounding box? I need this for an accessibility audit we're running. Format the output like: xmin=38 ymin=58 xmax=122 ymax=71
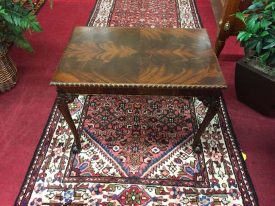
xmin=56 ymin=92 xmax=81 ymax=154
xmin=215 ymin=38 xmax=227 ymax=57
xmin=192 ymin=97 xmax=220 ymax=153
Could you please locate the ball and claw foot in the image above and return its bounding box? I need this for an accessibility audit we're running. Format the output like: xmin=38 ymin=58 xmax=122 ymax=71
xmin=193 ymin=144 xmax=202 ymax=154
xmin=72 ymin=144 xmax=81 ymax=154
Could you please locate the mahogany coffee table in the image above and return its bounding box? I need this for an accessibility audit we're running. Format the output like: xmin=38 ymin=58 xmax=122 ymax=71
xmin=51 ymin=27 xmax=226 ymax=154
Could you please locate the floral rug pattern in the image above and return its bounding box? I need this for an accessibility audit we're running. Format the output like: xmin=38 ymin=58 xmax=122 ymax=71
xmin=66 ymin=96 xmax=208 ymax=187
xmin=16 ymin=0 xmax=258 ymax=205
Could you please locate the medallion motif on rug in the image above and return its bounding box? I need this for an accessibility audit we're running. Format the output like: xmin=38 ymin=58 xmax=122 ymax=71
xmin=65 ymin=96 xmax=208 ymax=187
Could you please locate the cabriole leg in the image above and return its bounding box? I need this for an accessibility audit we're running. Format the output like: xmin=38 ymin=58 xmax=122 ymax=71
xmin=192 ymin=97 xmax=220 ymax=153
xmin=56 ymin=92 xmax=81 ymax=154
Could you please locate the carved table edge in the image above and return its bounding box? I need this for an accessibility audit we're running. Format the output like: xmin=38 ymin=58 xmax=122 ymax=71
xmin=50 ymin=82 xmax=227 ymax=89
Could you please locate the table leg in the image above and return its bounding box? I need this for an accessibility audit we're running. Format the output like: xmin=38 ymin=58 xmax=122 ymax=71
xmin=56 ymin=93 xmax=81 ymax=154
xmin=192 ymin=97 xmax=220 ymax=153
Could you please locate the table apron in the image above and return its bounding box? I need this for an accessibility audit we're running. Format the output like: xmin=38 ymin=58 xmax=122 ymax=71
xmin=56 ymin=86 xmax=223 ymax=97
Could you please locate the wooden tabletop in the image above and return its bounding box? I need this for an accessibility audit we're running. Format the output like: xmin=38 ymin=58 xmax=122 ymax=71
xmin=51 ymin=27 xmax=226 ymax=90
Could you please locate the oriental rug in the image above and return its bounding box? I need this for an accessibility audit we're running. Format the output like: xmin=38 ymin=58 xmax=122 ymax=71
xmin=15 ymin=0 xmax=258 ymax=205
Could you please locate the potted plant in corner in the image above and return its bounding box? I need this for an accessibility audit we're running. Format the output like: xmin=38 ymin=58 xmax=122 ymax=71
xmin=0 ymin=0 xmax=42 ymax=93
xmin=235 ymin=0 xmax=275 ymax=117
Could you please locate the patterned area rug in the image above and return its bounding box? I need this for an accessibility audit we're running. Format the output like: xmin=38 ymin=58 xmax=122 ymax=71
xmin=16 ymin=0 xmax=258 ymax=205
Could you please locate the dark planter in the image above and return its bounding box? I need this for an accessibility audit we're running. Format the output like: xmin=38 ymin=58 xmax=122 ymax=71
xmin=235 ymin=58 xmax=275 ymax=117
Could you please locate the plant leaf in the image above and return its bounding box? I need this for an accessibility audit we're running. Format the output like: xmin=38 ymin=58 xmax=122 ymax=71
xmin=261 ymin=19 xmax=272 ymax=29
xmin=247 ymin=1 xmax=264 ymax=11
xmin=267 ymin=54 xmax=275 ymax=66
xmin=263 ymin=41 xmax=275 ymax=49
xmin=246 ymin=14 xmax=259 ymax=30
xmin=237 ymin=31 xmax=252 ymax=42
xmin=264 ymin=37 xmax=274 ymax=43
xmin=246 ymin=39 xmax=258 ymax=50
xmin=260 ymin=31 xmax=269 ymax=37
xmin=256 ymin=40 xmax=262 ymax=54
xmin=236 ymin=12 xmax=245 ymax=22
xmin=265 ymin=2 xmax=275 ymax=10
xmin=260 ymin=51 xmax=270 ymax=64
xmin=0 ymin=1 xmax=42 ymax=52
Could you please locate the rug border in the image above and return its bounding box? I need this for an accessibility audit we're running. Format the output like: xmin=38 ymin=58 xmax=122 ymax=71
xmin=86 ymin=0 xmax=100 ymax=26
xmin=191 ymin=0 xmax=259 ymax=204
xmin=219 ymin=96 xmax=259 ymax=205
xmin=14 ymin=97 xmax=60 ymax=206
xmin=190 ymin=0 xmax=204 ymax=28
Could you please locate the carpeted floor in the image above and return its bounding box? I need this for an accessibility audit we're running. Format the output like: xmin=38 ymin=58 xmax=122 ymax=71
xmin=14 ymin=0 xmax=258 ymax=205
xmin=0 ymin=0 xmax=274 ymax=205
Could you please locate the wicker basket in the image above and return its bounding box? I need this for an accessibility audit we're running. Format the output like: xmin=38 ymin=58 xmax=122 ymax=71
xmin=0 ymin=48 xmax=17 ymax=93
xmin=20 ymin=0 xmax=46 ymax=13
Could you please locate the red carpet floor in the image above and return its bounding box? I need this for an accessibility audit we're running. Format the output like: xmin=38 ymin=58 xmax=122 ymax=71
xmin=0 ymin=0 xmax=274 ymax=205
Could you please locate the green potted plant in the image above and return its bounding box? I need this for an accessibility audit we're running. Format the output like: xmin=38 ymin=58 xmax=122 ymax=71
xmin=235 ymin=0 xmax=275 ymax=117
xmin=0 ymin=0 xmax=42 ymax=93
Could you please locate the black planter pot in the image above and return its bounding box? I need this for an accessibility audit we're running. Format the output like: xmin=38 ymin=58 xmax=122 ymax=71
xmin=235 ymin=58 xmax=275 ymax=117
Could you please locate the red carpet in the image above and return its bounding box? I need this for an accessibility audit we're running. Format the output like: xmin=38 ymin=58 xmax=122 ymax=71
xmin=196 ymin=0 xmax=275 ymax=205
xmin=0 ymin=0 xmax=96 ymax=204
xmin=0 ymin=0 xmax=274 ymax=205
